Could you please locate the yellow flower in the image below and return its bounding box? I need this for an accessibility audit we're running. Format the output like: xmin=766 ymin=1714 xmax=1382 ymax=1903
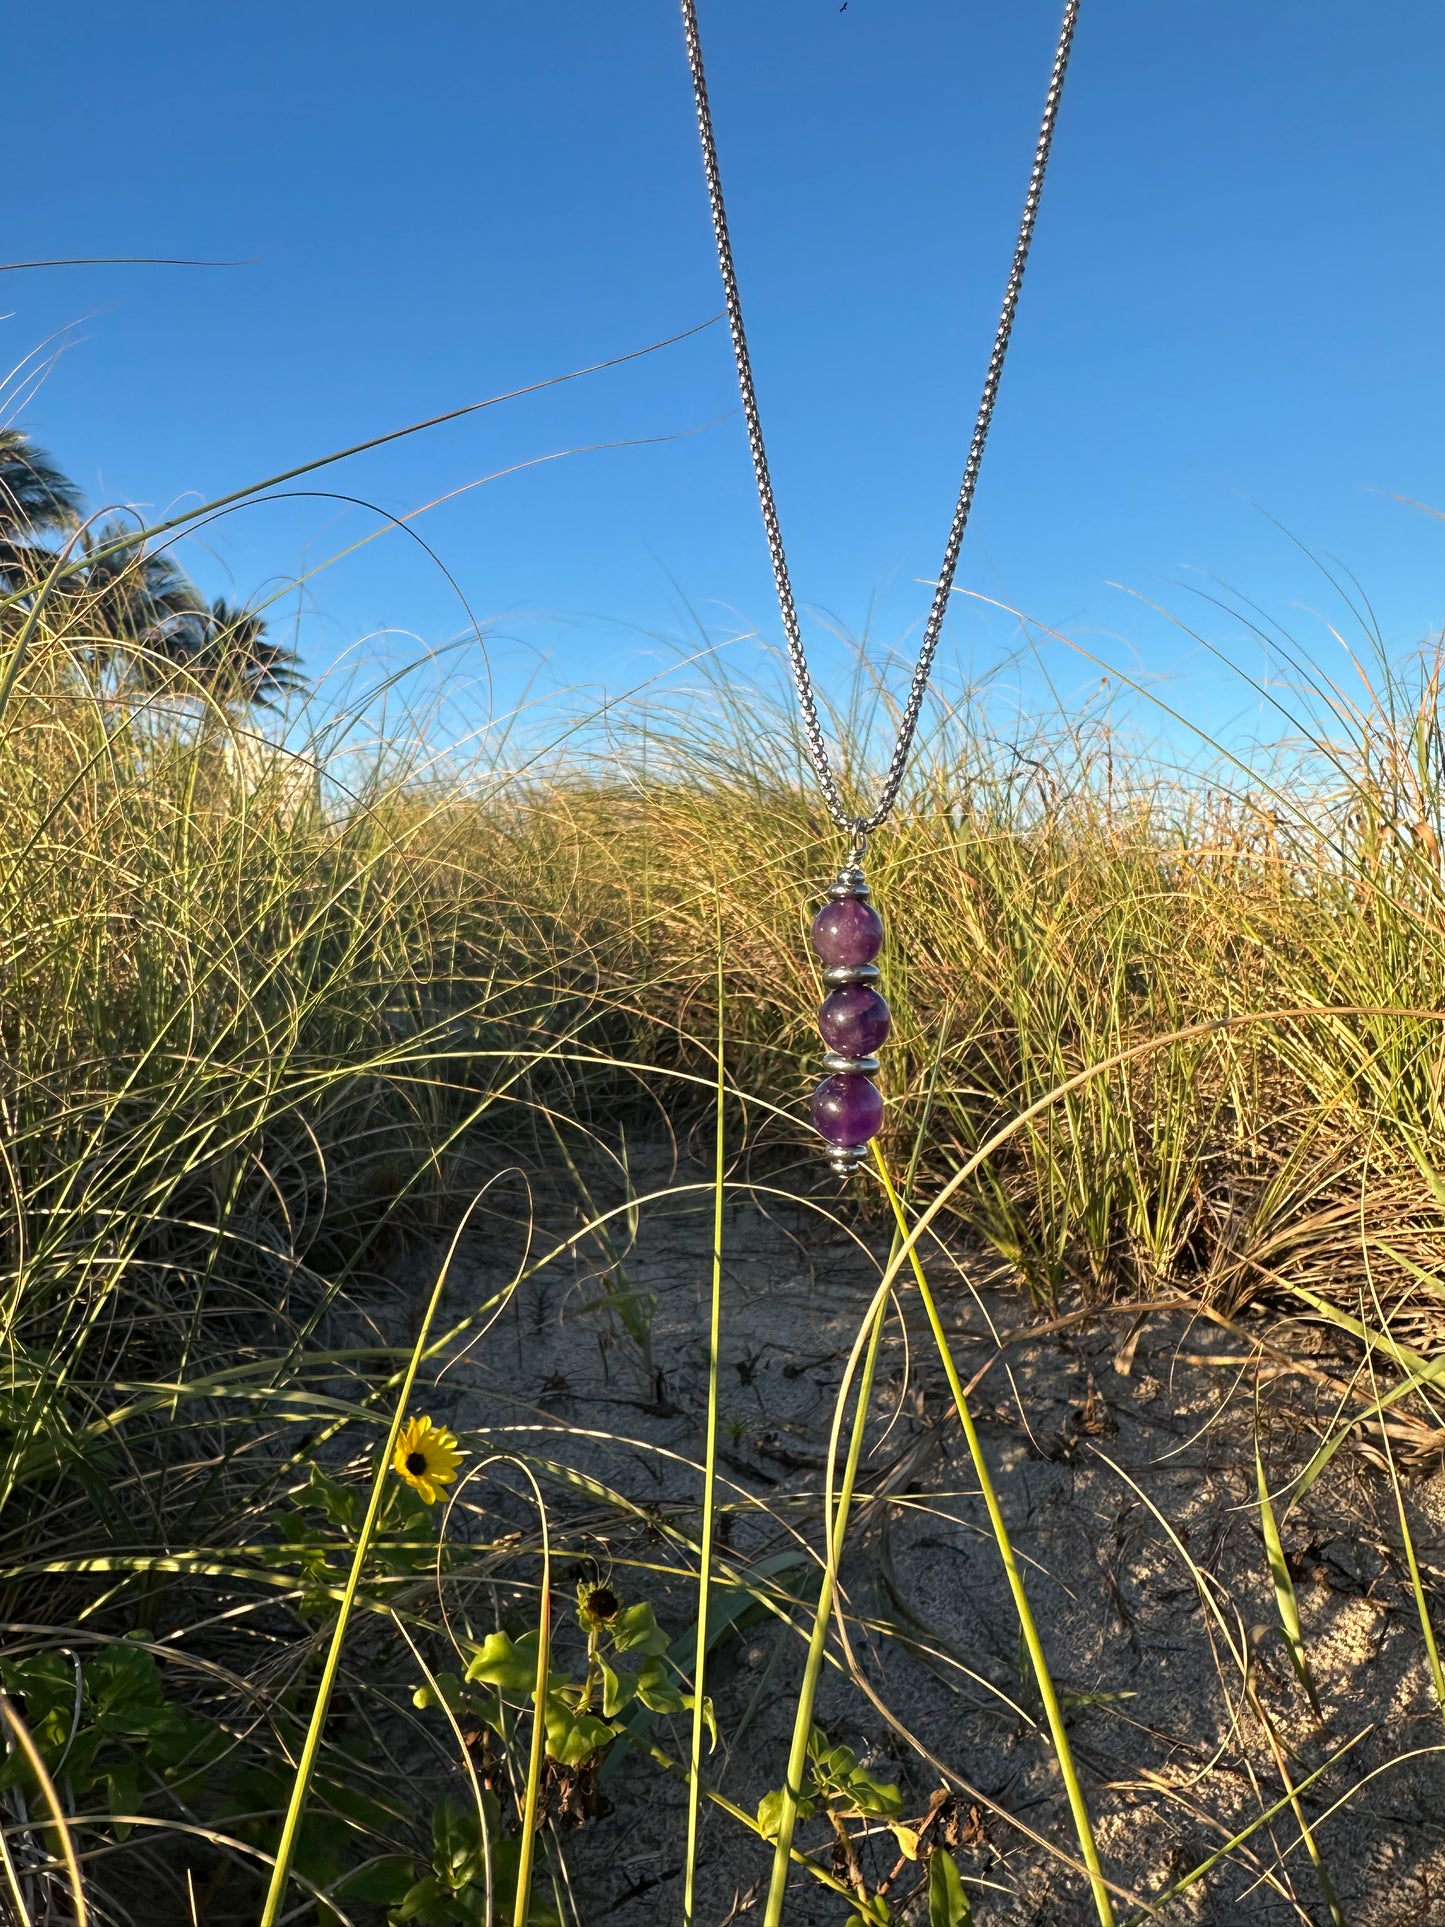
xmin=392 ymin=1415 xmax=463 ymax=1504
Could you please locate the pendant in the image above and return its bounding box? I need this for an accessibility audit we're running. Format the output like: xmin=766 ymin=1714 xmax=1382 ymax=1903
xmin=808 ymin=861 xmax=890 ymax=1178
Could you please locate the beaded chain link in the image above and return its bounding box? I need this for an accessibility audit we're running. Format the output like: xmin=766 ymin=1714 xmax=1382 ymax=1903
xmin=678 ymin=0 xmax=1082 ymax=1171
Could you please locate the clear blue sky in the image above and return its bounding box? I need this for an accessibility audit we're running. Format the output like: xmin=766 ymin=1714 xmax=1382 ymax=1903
xmin=9 ymin=1 xmax=1445 ymax=746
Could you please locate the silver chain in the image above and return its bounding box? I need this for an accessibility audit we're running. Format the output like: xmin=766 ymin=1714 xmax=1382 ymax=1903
xmin=680 ymin=0 xmax=1080 ymax=843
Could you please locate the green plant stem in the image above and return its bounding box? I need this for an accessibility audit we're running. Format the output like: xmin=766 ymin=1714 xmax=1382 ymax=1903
xmin=637 ymin=1735 xmax=877 ymax=1913
xmin=0 ymin=1812 xmax=27 ymax=1927
xmin=872 ymin=1146 xmax=1115 ymax=1927
xmin=1367 ymin=1345 xmax=1445 ymax=1722
xmin=761 ymin=1240 xmax=892 ymax=1927
xmin=0 ymin=1694 xmax=86 ymax=1927
xmin=1116 ymin=1725 xmax=1371 ymax=1926
xmin=1246 ymin=1685 xmax=1344 ymax=1927
xmin=393 ymin=1613 xmax=497 ymax=1921
xmin=515 ymin=1522 xmax=553 ymax=1927
xmin=257 ymin=1199 xmax=481 ymax=1927
xmin=683 ymin=918 xmax=727 ymax=1923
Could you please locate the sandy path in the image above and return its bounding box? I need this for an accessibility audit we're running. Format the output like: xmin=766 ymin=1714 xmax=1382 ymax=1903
xmin=407 ymin=1149 xmax=1445 ymax=1926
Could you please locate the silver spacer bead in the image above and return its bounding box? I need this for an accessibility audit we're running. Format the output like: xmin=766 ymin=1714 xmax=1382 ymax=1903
xmin=825 ymin=1143 xmax=872 ymax=1179
xmin=822 ymin=1051 xmax=879 ymax=1076
xmin=822 ymin=962 xmax=880 ymax=988
xmin=826 ymin=865 xmax=871 ymax=902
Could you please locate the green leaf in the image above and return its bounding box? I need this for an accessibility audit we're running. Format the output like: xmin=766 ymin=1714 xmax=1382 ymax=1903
xmin=542 ymin=1695 xmax=615 ymax=1767
xmin=757 ymin=1787 xmax=814 ymax=1839
xmin=335 ymin=1855 xmax=417 ymax=1904
xmin=413 ymin=1671 xmax=465 ymax=1715
xmin=698 ymin=1694 xmax=718 ymax=1749
xmin=634 ymin=1658 xmax=687 ymax=1716
xmin=929 ymin=1848 xmax=974 ymax=1927
xmin=103 ymin=1760 xmax=142 ymax=1840
xmin=390 ymin=1874 xmax=452 ymax=1926
xmin=757 ymin=1788 xmax=784 ymax=1840
xmin=452 ymin=1883 xmax=490 ymax=1927
xmin=610 ymin=1601 xmax=668 ymax=1657
xmin=0 ymin=1653 xmax=78 ymax=1755
xmin=843 ymin=1768 xmax=902 ymax=1818
xmin=319 ymin=1769 xmax=400 ymax=1835
xmin=599 ymin=1657 xmax=638 ymax=1718
xmin=288 ymin=1812 xmax=349 ymax=1891
xmin=464 ymin=1629 xmax=539 ymax=1697
xmin=113 ymin=1700 xmax=191 ymax=1756
xmin=431 ymin=1795 xmax=484 ymax=1892
xmin=88 ymin=1642 xmax=165 ymax=1725
xmin=303 ymin=1462 xmax=359 ymax=1530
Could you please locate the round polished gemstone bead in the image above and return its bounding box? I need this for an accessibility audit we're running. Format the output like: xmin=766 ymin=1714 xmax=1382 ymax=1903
xmin=809 ymin=1073 xmax=884 ymax=1146
xmin=810 ymin=897 xmax=884 ymax=967
xmin=817 ymin=984 xmax=892 ymax=1057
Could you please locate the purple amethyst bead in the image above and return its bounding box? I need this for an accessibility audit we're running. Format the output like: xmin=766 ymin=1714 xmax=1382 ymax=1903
xmin=818 ymin=984 xmax=892 ymax=1057
xmin=809 ymin=1073 xmax=885 ymax=1146
xmin=810 ymin=897 xmax=884 ymax=967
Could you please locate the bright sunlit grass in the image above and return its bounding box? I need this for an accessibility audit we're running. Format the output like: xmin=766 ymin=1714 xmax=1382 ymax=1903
xmin=8 ymin=504 xmax=1445 ymax=1923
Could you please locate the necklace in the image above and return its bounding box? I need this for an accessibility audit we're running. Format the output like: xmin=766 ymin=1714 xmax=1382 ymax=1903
xmin=680 ymin=0 xmax=1081 ymax=1178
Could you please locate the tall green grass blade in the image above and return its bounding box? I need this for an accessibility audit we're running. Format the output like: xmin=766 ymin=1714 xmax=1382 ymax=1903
xmin=1365 ymin=1334 xmax=1445 ymax=1727
xmin=514 ymin=1485 xmax=554 ymax=1927
xmin=0 ymin=1803 xmax=29 ymax=1927
xmin=1254 ymin=1426 xmax=1321 ymax=1718
xmin=873 ymin=1148 xmax=1115 ymax=1927
xmin=682 ymin=902 xmax=728 ymax=1924
xmin=760 ymin=1246 xmax=893 ymax=1927
xmin=0 ymin=1695 xmax=87 ymax=1927
xmin=257 ymin=1198 xmax=481 ymax=1927
xmin=1257 ymin=1730 xmax=1346 ymax=1927
xmin=1117 ymin=1725 xmax=1371 ymax=1925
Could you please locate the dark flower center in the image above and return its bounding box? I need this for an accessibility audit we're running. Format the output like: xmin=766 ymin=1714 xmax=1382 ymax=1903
xmin=586 ymin=1587 xmax=619 ymax=1621
xmin=405 ymin=1451 xmax=429 ymax=1475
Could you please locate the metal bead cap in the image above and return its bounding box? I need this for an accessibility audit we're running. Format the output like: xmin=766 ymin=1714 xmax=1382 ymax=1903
xmin=826 ymin=1143 xmax=871 ymax=1179
xmin=826 ymin=866 xmax=871 ymax=902
xmin=821 ymin=962 xmax=881 ymax=989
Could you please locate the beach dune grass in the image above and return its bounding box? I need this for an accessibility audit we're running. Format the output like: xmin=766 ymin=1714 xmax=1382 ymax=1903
xmin=7 ymin=544 xmax=1445 ymax=1917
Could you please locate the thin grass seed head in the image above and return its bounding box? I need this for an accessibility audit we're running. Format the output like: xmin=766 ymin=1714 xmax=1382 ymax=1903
xmin=391 ymin=1414 xmax=463 ymax=1504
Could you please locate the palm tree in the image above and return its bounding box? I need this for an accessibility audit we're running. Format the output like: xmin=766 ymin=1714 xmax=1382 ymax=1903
xmin=0 ymin=428 xmax=82 ymax=539
xmin=0 ymin=428 xmax=307 ymax=712
xmin=78 ymin=524 xmax=209 ymax=651
xmin=90 ymin=568 xmax=304 ymax=713
xmin=0 ymin=428 xmax=83 ymax=591
xmin=183 ymin=599 xmax=306 ymax=712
